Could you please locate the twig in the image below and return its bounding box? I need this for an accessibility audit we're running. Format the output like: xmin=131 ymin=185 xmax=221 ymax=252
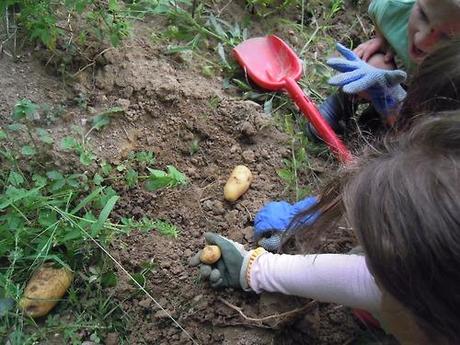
xmin=72 ymin=47 xmax=113 ymax=78
xmin=356 ymin=14 xmax=369 ymax=38
xmin=217 ymin=0 xmax=233 ymax=16
xmin=218 ymin=297 xmax=317 ymax=324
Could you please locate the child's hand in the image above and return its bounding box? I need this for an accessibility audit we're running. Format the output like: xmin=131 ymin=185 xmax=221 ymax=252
xmin=190 ymin=233 xmax=267 ymax=290
xmin=254 ymin=196 xmax=318 ymax=251
xmin=189 ymin=233 xmax=249 ymax=289
xmin=354 ymin=37 xmax=394 ymax=63
xmin=327 ymin=43 xmax=407 ymax=118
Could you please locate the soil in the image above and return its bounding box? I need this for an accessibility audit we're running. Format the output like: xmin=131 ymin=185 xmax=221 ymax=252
xmin=0 ymin=4 xmax=385 ymax=344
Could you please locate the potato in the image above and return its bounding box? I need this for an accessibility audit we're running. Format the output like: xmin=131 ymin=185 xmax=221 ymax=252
xmin=200 ymin=245 xmax=222 ymax=264
xmin=19 ymin=263 xmax=74 ymax=318
xmin=224 ymin=165 xmax=253 ymax=201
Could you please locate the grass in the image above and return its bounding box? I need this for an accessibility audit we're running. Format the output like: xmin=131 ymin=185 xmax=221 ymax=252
xmin=0 ymin=98 xmax=188 ymax=343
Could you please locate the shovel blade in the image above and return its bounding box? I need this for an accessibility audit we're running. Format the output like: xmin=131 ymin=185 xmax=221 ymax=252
xmin=233 ymin=35 xmax=302 ymax=91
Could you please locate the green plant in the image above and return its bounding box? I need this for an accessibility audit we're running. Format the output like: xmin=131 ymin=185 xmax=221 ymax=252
xmin=245 ymin=0 xmax=297 ymax=17
xmin=275 ymin=114 xmax=324 ymax=200
xmin=145 ymin=165 xmax=187 ymax=191
xmin=1 ymin=0 xmax=131 ymax=50
xmin=60 ymin=107 xmax=123 ymax=166
xmin=327 ymin=0 xmax=345 ymax=19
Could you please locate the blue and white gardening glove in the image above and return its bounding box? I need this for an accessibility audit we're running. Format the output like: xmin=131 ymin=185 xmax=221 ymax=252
xmin=189 ymin=233 xmax=265 ymax=290
xmin=254 ymin=196 xmax=319 ymax=252
xmin=327 ymin=43 xmax=407 ymax=119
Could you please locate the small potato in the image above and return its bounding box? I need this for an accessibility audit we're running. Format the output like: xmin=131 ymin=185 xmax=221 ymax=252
xmin=200 ymin=245 xmax=222 ymax=264
xmin=19 ymin=263 xmax=74 ymax=318
xmin=224 ymin=165 xmax=253 ymax=202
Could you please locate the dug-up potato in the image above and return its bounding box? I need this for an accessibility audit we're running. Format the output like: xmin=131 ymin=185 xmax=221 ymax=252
xmin=19 ymin=263 xmax=74 ymax=318
xmin=224 ymin=165 xmax=253 ymax=202
xmin=200 ymin=245 xmax=222 ymax=264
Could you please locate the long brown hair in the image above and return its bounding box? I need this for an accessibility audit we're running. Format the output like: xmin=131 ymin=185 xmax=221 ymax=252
xmin=289 ymin=114 xmax=460 ymax=343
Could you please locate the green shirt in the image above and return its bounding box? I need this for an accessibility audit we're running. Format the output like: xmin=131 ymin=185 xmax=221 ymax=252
xmin=368 ymin=0 xmax=415 ymax=70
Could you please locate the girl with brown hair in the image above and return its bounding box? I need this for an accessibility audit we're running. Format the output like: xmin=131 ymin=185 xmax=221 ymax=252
xmin=191 ymin=114 xmax=460 ymax=344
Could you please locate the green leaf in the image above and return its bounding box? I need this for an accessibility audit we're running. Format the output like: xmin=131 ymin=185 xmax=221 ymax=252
xmin=21 ymin=145 xmax=37 ymax=156
xmin=6 ymin=123 xmax=24 ymax=132
xmin=36 ymin=128 xmax=54 ymax=144
xmin=93 ymin=173 xmax=104 ymax=185
xmin=166 ymin=165 xmax=187 ymax=185
xmin=91 ymin=195 xmax=119 ymax=236
xmin=277 ymin=168 xmax=293 ymax=182
xmin=101 ymin=271 xmax=118 ymax=288
xmin=80 ymin=151 xmax=95 ymax=165
xmin=134 ymin=151 xmax=155 ymax=164
xmin=152 ymin=219 xmax=179 ymax=238
xmin=264 ymin=98 xmax=273 ymax=115
xmin=61 ymin=228 xmax=84 ymax=242
xmin=130 ymin=273 xmax=145 ymax=287
xmin=47 ymin=170 xmax=64 ymax=181
xmin=125 ymin=169 xmax=138 ymax=188
xmin=38 ymin=209 xmax=57 ymax=227
xmin=71 ymin=187 xmax=103 ymax=214
xmin=100 ymin=161 xmax=113 ymax=176
xmin=0 ymin=130 xmax=7 ymax=140
xmin=8 ymin=171 xmax=24 ymax=186
xmin=51 ymin=179 xmax=66 ymax=191
xmin=12 ymin=99 xmax=39 ymax=121
xmin=61 ymin=137 xmax=78 ymax=150
xmin=91 ymin=114 xmax=111 ymax=130
xmin=32 ymin=174 xmax=47 ymax=187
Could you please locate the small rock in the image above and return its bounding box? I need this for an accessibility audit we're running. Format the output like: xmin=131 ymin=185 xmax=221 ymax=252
xmin=210 ymin=200 xmax=225 ymax=215
xmin=154 ymin=310 xmax=170 ymax=319
xmin=161 ymin=260 xmax=172 ymax=269
xmin=240 ymin=121 xmax=256 ymax=137
xmin=230 ymin=144 xmax=241 ymax=154
xmin=117 ymin=98 xmax=131 ymax=111
xmin=242 ymin=227 xmax=254 ymax=242
xmin=260 ymin=149 xmax=271 ymax=160
xmin=184 ymin=248 xmax=192 ymax=257
xmin=242 ymin=150 xmax=256 ymax=163
xmin=121 ymin=86 xmax=134 ymax=98
xmin=139 ymin=298 xmax=152 ymax=308
xmin=105 ymin=332 xmax=119 ymax=345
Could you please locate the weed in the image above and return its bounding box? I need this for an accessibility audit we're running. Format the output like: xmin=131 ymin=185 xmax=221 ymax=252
xmin=246 ymin=0 xmax=297 ymax=17
xmin=145 ymin=165 xmax=187 ymax=191
xmin=1 ymin=0 xmax=131 ymax=51
xmin=151 ymin=219 xmax=181 ymax=238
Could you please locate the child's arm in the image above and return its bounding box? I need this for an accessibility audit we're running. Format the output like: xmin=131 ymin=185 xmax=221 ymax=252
xmin=354 ymin=31 xmax=394 ymax=63
xmin=249 ymin=253 xmax=382 ymax=313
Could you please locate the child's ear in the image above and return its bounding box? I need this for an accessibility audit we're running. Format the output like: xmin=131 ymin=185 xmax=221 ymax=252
xmin=380 ymin=291 xmax=428 ymax=345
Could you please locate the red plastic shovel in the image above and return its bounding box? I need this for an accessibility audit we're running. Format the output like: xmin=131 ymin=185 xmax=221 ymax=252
xmin=233 ymin=35 xmax=352 ymax=163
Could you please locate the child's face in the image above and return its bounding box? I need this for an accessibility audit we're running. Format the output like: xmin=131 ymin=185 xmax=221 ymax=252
xmin=408 ymin=0 xmax=460 ymax=64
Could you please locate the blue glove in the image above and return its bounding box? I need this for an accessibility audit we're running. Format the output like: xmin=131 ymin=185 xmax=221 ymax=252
xmin=254 ymin=196 xmax=318 ymax=251
xmin=327 ymin=43 xmax=407 ymax=117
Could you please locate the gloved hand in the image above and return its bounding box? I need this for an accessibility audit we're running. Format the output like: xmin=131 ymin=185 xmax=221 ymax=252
xmin=254 ymin=196 xmax=318 ymax=251
xmin=189 ymin=232 xmax=259 ymax=290
xmin=327 ymin=43 xmax=407 ymax=118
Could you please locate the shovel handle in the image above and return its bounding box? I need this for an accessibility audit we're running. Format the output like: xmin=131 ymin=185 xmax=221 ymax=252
xmin=284 ymin=78 xmax=352 ymax=163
